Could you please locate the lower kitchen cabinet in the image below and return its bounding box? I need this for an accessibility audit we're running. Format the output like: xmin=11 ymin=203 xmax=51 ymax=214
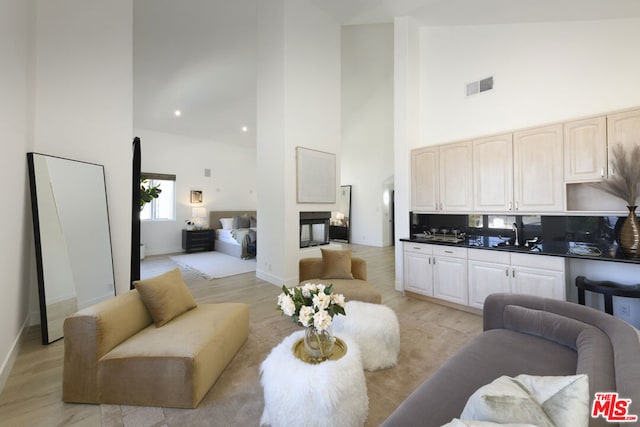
xmin=510 ymin=253 xmax=566 ymax=301
xmin=404 ymin=244 xmax=567 ymax=310
xmin=403 ymin=243 xmax=434 ymax=295
xmin=467 ymin=249 xmax=566 ymax=309
xmin=433 ymin=246 xmax=468 ymax=305
xmin=468 ymin=250 xmax=512 ymax=309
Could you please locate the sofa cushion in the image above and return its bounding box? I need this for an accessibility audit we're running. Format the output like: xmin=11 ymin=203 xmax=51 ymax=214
xmin=133 ymin=268 xmax=197 ymax=327
xmin=98 ymin=303 xmax=249 ymax=408
xmin=320 ymin=248 xmax=354 ymax=279
xmin=460 ymin=374 xmax=589 ymax=427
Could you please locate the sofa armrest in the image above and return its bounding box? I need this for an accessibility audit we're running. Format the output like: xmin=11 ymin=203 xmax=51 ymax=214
xmin=351 ymin=258 xmax=367 ymax=281
xmin=63 ymin=290 xmax=152 ymax=403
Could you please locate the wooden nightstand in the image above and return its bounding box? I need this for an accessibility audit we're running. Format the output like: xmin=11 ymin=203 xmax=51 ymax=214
xmin=182 ymin=229 xmax=214 ymax=253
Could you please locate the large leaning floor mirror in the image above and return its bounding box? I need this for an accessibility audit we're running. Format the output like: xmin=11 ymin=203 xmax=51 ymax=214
xmin=330 ymin=185 xmax=352 ymax=243
xmin=27 ymin=153 xmax=116 ymax=344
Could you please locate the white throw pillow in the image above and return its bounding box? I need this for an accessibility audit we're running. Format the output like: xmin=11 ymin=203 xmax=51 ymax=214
xmin=219 ymin=218 xmax=233 ymax=230
xmin=460 ymin=374 xmax=589 ymax=427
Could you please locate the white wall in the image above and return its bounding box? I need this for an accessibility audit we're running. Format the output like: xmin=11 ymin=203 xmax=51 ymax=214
xmin=419 ymin=18 xmax=640 ymax=146
xmin=341 ymin=24 xmax=394 ymax=247
xmin=257 ymin=0 xmax=341 ymax=286
xmin=32 ymin=0 xmax=133 ymax=297
xmin=0 ymin=0 xmax=35 ymax=392
xmin=136 ymin=128 xmax=257 ymax=255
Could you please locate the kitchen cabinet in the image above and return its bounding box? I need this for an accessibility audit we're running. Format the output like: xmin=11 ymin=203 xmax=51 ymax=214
xmin=472 ymin=125 xmax=563 ymax=213
xmin=510 ymin=253 xmax=566 ymax=300
xmin=468 ymin=250 xmax=511 ymax=309
xmin=411 ymin=147 xmax=438 ymax=211
xmin=411 ymin=141 xmax=472 ymax=212
xmin=403 ymin=242 xmax=433 ymax=295
xmin=439 ymin=141 xmax=473 ymax=211
xmin=607 ymin=109 xmax=640 ymax=176
xmin=433 ymin=246 xmax=468 ymax=305
xmin=564 ymin=116 xmax=607 ymax=182
xmin=473 ymin=133 xmax=513 ymax=212
xmin=513 ymin=124 xmax=564 ymax=212
xmin=467 ymin=249 xmax=566 ymax=309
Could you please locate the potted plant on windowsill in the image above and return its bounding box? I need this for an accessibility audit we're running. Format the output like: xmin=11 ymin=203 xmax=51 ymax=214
xmin=139 ymin=176 xmax=162 ymax=259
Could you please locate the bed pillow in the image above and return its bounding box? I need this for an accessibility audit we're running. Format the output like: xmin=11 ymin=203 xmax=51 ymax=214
xmin=233 ymin=214 xmax=250 ymax=229
xmin=133 ymin=268 xmax=197 ymax=327
xmin=321 ymin=248 xmax=354 ymax=280
xmin=460 ymin=374 xmax=589 ymax=427
xmin=219 ymin=218 xmax=233 ymax=230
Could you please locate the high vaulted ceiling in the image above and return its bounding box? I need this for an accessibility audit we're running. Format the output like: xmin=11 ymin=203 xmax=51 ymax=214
xmin=133 ymin=0 xmax=640 ymax=148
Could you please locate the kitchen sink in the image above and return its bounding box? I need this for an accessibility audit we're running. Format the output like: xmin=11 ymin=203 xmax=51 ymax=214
xmin=492 ymin=243 xmax=539 ymax=252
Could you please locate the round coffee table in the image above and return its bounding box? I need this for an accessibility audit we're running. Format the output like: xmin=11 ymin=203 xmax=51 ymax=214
xmin=260 ymin=330 xmax=368 ymax=427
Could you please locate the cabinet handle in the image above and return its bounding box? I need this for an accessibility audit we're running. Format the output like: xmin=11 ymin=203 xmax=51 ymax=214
xmin=428 ymin=257 xmax=431 ymax=264
xmin=433 ymin=257 xmax=436 ymax=265
xmin=413 ymin=247 xmax=421 ymax=250
xmin=505 ymin=268 xmax=509 ymax=276
xmin=439 ymin=202 xmax=443 ymax=211
xmin=600 ymin=168 xmax=605 ymax=177
xmin=445 ymin=250 xmax=454 ymax=254
xmin=515 ymin=201 xmax=519 ymax=211
xmin=508 ymin=201 xmax=512 ymax=211
xmin=512 ymin=269 xmax=515 ymax=277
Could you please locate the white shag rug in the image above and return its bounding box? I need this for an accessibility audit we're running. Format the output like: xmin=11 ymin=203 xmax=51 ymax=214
xmin=169 ymin=251 xmax=256 ymax=279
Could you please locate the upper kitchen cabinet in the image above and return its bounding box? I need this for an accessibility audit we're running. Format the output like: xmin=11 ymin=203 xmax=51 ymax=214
xmin=411 ymin=147 xmax=439 ymax=211
xmin=473 ymin=133 xmax=513 ymax=212
xmin=564 ymin=116 xmax=607 ymax=182
xmin=607 ymin=109 xmax=640 ymax=176
xmin=411 ymin=141 xmax=473 ymax=212
xmin=513 ymin=124 xmax=564 ymax=212
xmin=439 ymin=141 xmax=473 ymax=211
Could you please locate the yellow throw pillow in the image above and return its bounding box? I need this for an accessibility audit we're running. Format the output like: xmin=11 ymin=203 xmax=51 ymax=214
xmin=133 ymin=268 xmax=197 ymax=327
xmin=321 ymin=248 xmax=354 ymax=279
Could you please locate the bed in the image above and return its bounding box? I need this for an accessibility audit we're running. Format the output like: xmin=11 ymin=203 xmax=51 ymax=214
xmin=209 ymin=211 xmax=257 ymax=259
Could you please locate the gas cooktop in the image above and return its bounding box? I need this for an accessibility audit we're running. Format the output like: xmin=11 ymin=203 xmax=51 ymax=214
xmin=412 ymin=233 xmax=466 ymax=244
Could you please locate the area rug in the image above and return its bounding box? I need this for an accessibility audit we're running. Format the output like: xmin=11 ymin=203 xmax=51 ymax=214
xmin=100 ymin=301 xmax=481 ymax=427
xmin=168 ymin=251 xmax=256 ymax=279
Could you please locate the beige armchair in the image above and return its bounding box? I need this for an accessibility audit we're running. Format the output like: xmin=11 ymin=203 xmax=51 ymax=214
xmin=299 ymin=254 xmax=382 ymax=304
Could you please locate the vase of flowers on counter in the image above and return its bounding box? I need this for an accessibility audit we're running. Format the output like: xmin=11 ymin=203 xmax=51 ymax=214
xmin=277 ymin=283 xmax=345 ymax=360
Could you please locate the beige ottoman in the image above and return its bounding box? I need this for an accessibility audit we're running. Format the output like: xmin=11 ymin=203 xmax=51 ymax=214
xmin=332 ymin=300 xmax=400 ymax=371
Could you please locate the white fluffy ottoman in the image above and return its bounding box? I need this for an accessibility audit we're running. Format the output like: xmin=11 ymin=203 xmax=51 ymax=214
xmin=332 ymin=301 xmax=400 ymax=371
xmin=260 ymin=330 xmax=368 ymax=427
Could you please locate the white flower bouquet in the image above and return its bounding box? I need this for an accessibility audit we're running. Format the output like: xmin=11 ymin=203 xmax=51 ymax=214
xmin=277 ymin=283 xmax=345 ymax=331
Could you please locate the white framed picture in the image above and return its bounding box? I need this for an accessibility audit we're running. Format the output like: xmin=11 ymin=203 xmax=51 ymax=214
xmin=296 ymin=147 xmax=336 ymax=203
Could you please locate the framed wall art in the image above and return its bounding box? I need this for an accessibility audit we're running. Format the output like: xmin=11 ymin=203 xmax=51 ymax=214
xmin=296 ymin=147 xmax=336 ymax=203
xmin=190 ymin=190 xmax=203 ymax=204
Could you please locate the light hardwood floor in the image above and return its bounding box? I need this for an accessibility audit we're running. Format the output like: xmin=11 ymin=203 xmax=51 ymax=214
xmin=0 ymin=244 xmax=482 ymax=427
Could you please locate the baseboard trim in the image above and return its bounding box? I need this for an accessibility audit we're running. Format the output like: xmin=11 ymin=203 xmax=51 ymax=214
xmin=404 ymin=291 xmax=482 ymax=316
xmin=0 ymin=316 xmax=30 ymax=395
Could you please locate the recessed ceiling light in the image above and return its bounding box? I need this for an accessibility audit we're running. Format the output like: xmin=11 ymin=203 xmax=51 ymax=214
xmin=241 ymin=126 xmax=248 ymax=132
xmin=174 ymin=110 xmax=182 ymax=117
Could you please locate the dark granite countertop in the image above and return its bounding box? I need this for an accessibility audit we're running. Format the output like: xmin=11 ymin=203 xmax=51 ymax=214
xmin=400 ymin=236 xmax=640 ymax=264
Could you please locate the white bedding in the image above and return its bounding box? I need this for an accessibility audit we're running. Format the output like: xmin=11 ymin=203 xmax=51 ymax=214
xmin=216 ymin=229 xmax=240 ymax=245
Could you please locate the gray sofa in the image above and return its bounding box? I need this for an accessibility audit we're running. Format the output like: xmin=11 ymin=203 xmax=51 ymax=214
xmin=382 ymin=293 xmax=640 ymax=427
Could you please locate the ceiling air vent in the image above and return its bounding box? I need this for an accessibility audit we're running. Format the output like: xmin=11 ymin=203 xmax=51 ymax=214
xmin=466 ymin=76 xmax=494 ymax=96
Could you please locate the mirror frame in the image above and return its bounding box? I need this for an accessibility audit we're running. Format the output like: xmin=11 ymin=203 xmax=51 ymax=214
xmin=27 ymin=153 xmax=116 ymax=344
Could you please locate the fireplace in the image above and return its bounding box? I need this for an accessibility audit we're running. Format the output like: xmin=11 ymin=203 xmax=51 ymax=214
xmin=300 ymin=212 xmax=331 ymax=248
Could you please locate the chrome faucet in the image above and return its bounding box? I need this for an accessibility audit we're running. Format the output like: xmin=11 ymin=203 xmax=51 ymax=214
xmin=512 ymin=222 xmax=519 ymax=246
